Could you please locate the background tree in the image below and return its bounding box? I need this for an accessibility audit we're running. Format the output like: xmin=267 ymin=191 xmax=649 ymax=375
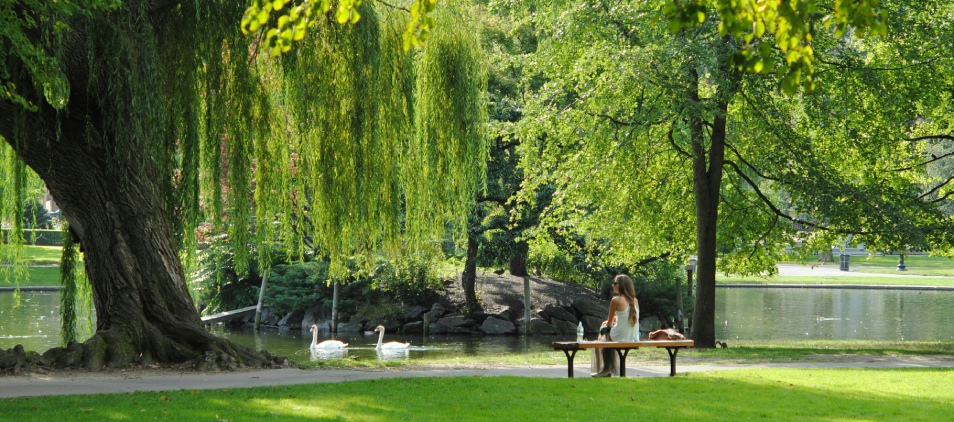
xmin=504 ymin=0 xmax=953 ymax=347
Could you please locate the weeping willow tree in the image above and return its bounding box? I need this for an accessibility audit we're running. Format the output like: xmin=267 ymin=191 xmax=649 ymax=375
xmin=0 ymin=0 xmax=486 ymax=370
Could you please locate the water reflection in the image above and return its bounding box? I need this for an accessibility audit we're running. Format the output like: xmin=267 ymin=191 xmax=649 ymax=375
xmin=375 ymin=348 xmax=409 ymax=361
xmin=716 ymin=288 xmax=954 ymax=341
xmin=311 ymin=348 xmax=349 ymax=361
xmin=6 ymin=288 xmax=954 ymax=355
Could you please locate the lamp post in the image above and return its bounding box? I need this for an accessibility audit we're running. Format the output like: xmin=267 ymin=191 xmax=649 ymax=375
xmin=679 ymin=256 xmax=697 ymax=334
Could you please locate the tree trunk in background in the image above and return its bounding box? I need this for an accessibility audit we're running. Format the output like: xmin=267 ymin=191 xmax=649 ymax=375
xmin=508 ymin=241 xmax=529 ymax=277
xmin=460 ymin=235 xmax=481 ymax=317
xmin=688 ymin=66 xmax=733 ymax=349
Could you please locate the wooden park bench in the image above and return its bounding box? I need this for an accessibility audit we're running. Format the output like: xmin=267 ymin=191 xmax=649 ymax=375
xmin=551 ymin=339 xmax=695 ymax=378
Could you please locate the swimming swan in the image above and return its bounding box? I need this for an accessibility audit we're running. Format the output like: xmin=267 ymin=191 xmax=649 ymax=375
xmin=310 ymin=324 xmax=348 ymax=349
xmin=373 ymin=325 xmax=410 ymax=350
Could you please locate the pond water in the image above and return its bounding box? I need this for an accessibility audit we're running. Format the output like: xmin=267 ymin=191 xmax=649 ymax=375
xmin=716 ymin=287 xmax=954 ymax=341
xmin=4 ymin=287 xmax=954 ymax=360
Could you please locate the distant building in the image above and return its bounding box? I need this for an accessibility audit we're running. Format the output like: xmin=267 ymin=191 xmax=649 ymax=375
xmin=43 ymin=187 xmax=59 ymax=214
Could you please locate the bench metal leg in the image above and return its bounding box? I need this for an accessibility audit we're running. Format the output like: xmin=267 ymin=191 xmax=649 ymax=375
xmin=613 ymin=349 xmax=632 ymax=377
xmin=560 ymin=349 xmax=578 ymax=378
xmin=665 ymin=347 xmax=679 ymax=376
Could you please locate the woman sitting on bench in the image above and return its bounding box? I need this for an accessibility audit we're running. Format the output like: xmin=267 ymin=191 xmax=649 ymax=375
xmin=592 ymin=274 xmax=640 ymax=377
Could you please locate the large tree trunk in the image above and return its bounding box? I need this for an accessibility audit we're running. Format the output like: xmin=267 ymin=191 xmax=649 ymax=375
xmin=1 ymin=101 xmax=285 ymax=370
xmin=460 ymin=235 xmax=481 ymax=317
xmin=688 ymin=69 xmax=732 ymax=349
xmin=0 ymin=4 xmax=286 ymax=371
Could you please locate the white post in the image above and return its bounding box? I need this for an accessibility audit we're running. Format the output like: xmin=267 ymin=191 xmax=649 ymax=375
xmin=254 ymin=269 xmax=270 ymax=331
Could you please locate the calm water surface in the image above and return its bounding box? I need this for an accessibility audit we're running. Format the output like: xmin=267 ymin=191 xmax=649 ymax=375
xmin=716 ymin=287 xmax=954 ymax=341
xmin=5 ymin=288 xmax=954 ymax=359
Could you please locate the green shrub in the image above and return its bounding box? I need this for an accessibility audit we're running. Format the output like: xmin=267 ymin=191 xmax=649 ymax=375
xmin=373 ymin=254 xmax=444 ymax=306
xmin=264 ymin=261 xmax=331 ymax=315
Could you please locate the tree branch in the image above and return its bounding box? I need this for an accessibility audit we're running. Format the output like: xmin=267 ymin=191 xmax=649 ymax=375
xmin=724 ymin=159 xmax=829 ymax=232
xmin=724 ymin=141 xmax=780 ymax=181
xmin=906 ymin=134 xmax=954 ymax=143
xmin=667 ymin=125 xmax=691 ymax=159
xmin=920 ymin=175 xmax=954 ymax=200
xmin=893 ymin=150 xmax=954 ymax=172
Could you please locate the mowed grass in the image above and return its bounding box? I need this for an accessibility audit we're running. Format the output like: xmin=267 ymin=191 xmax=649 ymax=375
xmin=2 ymin=368 xmax=952 ymax=421
xmin=0 ymin=266 xmax=61 ymax=287
xmin=783 ymin=254 xmax=954 ymax=277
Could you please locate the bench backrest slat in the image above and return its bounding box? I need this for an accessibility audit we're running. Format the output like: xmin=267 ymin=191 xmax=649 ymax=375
xmin=552 ymin=340 xmax=694 ymax=350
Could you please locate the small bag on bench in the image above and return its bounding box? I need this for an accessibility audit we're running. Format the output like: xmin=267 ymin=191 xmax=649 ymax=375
xmin=647 ymin=328 xmax=685 ymax=340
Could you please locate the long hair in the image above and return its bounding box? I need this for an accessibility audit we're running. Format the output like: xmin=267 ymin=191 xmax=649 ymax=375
xmin=614 ymin=274 xmax=639 ymax=326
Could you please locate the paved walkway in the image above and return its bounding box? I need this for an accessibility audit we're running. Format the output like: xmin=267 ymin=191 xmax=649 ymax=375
xmin=3 ymin=359 xmax=954 ymax=398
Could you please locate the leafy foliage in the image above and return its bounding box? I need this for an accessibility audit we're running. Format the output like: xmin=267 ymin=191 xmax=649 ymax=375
xmin=664 ymin=0 xmax=889 ymax=94
xmin=241 ymin=0 xmax=437 ymax=54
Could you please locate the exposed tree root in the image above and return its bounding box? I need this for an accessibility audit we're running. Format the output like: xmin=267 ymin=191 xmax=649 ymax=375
xmin=1 ymin=334 xmax=290 ymax=375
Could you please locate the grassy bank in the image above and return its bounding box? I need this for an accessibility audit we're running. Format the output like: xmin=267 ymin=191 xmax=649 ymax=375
xmin=3 ymin=368 xmax=952 ymax=421
xmin=293 ymin=340 xmax=954 ymax=369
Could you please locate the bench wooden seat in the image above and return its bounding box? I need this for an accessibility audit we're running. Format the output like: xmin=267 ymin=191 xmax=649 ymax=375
xmin=552 ymin=339 xmax=694 ymax=378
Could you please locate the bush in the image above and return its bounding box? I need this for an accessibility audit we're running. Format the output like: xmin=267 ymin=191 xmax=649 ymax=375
xmin=373 ymin=255 xmax=444 ymax=306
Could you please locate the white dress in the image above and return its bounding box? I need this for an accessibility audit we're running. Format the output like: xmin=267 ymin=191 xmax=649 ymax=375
xmin=610 ymin=306 xmax=640 ymax=342
xmin=592 ymin=303 xmax=640 ymax=375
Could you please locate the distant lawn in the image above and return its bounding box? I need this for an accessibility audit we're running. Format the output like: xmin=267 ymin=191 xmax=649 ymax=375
xmin=718 ymin=274 xmax=954 ymax=287
xmin=4 ymin=368 xmax=953 ymax=421
xmin=0 ymin=266 xmax=61 ymax=287
xmin=0 ymin=245 xmax=62 ymax=266
xmin=784 ymin=254 xmax=954 ymax=277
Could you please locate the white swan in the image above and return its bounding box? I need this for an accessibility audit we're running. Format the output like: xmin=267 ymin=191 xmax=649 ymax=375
xmin=310 ymin=324 xmax=348 ymax=349
xmin=373 ymin=325 xmax=410 ymax=350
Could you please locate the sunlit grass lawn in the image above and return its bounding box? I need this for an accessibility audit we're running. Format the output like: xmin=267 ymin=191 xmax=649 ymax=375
xmin=780 ymin=254 xmax=954 ymax=277
xmin=0 ymin=245 xmax=64 ymax=287
xmin=3 ymin=368 xmax=952 ymax=421
xmin=718 ymin=274 xmax=954 ymax=286
xmin=0 ymin=266 xmax=61 ymax=287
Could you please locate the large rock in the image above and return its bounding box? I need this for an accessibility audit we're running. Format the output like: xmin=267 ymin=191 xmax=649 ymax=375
xmin=480 ymin=317 xmax=516 ymax=335
xmin=301 ymin=305 xmax=323 ymax=330
xmin=429 ymin=303 xmax=448 ymax=319
xmin=539 ymin=304 xmax=577 ymax=323
xmin=405 ymin=305 xmax=426 ymax=321
xmin=336 ymin=322 xmax=362 ymax=333
xmin=437 ymin=314 xmax=473 ymax=328
xmin=428 ymin=323 xmax=449 ymax=334
xmin=402 ymin=321 xmax=424 ymax=334
xmin=277 ymin=310 xmax=304 ymax=329
xmin=552 ymin=319 xmax=578 ymax=334
xmin=529 ymin=318 xmax=560 ymax=335
xmin=446 ymin=326 xmax=473 ymax=334
xmin=572 ymin=299 xmax=607 ymax=318
xmin=516 ymin=317 xmax=559 ymax=335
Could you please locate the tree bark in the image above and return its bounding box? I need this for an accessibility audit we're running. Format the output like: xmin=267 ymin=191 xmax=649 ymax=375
xmin=688 ymin=68 xmax=732 ymax=349
xmin=0 ymin=6 xmax=286 ymax=371
xmin=460 ymin=235 xmax=481 ymax=317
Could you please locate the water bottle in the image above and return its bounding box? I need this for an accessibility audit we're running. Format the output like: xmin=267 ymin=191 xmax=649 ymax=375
xmin=576 ymin=321 xmax=584 ymax=342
